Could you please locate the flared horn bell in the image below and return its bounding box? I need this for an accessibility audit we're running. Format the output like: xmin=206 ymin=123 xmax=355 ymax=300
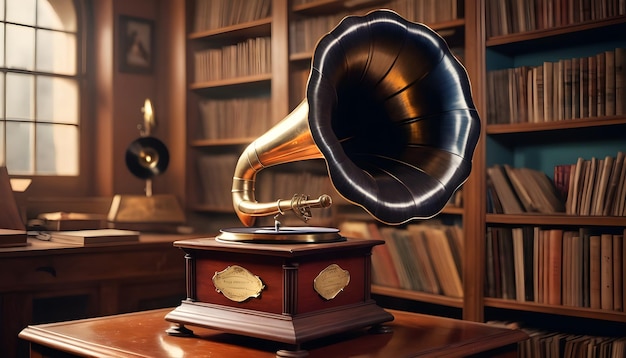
xmin=231 ymin=9 xmax=481 ymax=227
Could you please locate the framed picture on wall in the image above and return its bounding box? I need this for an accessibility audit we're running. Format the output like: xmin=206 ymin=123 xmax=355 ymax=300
xmin=118 ymin=15 xmax=154 ymax=73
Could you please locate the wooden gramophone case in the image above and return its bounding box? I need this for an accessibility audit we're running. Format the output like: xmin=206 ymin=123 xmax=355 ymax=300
xmin=164 ymin=237 xmax=393 ymax=345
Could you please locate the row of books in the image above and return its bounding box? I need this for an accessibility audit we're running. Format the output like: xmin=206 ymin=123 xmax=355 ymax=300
xmin=198 ymin=96 xmax=273 ymax=140
xmin=192 ymin=0 xmax=271 ymax=32
xmin=487 ymin=164 xmax=564 ymax=214
xmin=194 ymin=37 xmax=271 ymax=83
xmin=486 ymin=48 xmax=626 ymax=125
xmin=339 ymin=221 xmax=464 ymax=298
xmin=289 ymin=0 xmax=459 ymax=55
xmin=486 ymin=0 xmax=625 ymax=37
xmin=386 ymin=0 xmax=459 ymax=24
xmin=560 ymin=151 xmax=626 ymax=216
xmin=486 ymin=226 xmax=626 ymax=312
xmin=289 ymin=13 xmax=347 ymax=54
xmin=197 ymin=154 xmax=337 ymax=211
xmin=518 ymin=329 xmax=626 ymax=358
xmin=197 ymin=153 xmax=238 ymax=209
xmin=488 ymin=320 xmax=626 ymax=358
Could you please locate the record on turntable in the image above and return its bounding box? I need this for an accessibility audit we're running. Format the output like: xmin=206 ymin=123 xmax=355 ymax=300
xmin=216 ymin=226 xmax=344 ymax=243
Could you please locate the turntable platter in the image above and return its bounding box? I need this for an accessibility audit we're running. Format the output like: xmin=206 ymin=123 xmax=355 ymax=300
xmin=216 ymin=226 xmax=344 ymax=243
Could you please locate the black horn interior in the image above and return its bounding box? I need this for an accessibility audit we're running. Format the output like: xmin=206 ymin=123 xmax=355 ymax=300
xmin=307 ymin=10 xmax=481 ymax=224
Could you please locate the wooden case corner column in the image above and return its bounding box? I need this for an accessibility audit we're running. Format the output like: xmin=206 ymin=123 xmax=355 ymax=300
xmin=164 ymin=237 xmax=394 ymax=347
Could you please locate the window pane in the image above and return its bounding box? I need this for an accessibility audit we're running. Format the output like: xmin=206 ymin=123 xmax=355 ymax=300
xmin=38 ymin=0 xmax=76 ymax=31
xmin=7 ymin=0 xmax=36 ymax=26
xmin=0 ymin=123 xmax=4 ymax=166
xmin=0 ymin=73 xmax=4 ymax=119
xmin=37 ymin=29 xmax=76 ymax=75
xmin=6 ymin=73 xmax=35 ymax=120
xmin=0 ymin=25 xmax=4 ymax=68
xmin=6 ymin=121 xmax=34 ymax=174
xmin=6 ymin=24 xmax=35 ymax=71
xmin=36 ymin=123 xmax=78 ymax=175
xmin=37 ymin=76 xmax=78 ymax=124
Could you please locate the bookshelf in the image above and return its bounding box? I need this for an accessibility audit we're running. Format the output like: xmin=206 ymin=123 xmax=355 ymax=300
xmin=183 ymin=0 xmax=625 ymax=351
xmin=480 ymin=0 xmax=626 ymax=348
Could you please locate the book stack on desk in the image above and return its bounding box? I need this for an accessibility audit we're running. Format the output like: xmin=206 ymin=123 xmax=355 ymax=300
xmin=48 ymin=229 xmax=140 ymax=246
xmin=0 ymin=229 xmax=28 ymax=247
xmin=36 ymin=212 xmax=106 ymax=231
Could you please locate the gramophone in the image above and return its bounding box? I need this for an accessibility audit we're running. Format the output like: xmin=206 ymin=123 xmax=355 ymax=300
xmin=107 ymin=99 xmax=186 ymax=229
xmin=166 ymin=9 xmax=480 ymax=357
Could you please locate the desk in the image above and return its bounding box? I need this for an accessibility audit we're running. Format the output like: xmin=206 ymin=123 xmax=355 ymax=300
xmin=1 ymin=234 xmax=199 ymax=357
xmin=19 ymin=308 xmax=528 ymax=357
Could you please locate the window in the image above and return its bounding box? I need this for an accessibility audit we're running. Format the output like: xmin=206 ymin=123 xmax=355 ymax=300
xmin=0 ymin=0 xmax=79 ymax=176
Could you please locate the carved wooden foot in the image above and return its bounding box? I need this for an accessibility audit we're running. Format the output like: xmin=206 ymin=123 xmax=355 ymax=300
xmin=276 ymin=346 xmax=309 ymax=358
xmin=165 ymin=323 xmax=195 ymax=337
xmin=368 ymin=324 xmax=393 ymax=334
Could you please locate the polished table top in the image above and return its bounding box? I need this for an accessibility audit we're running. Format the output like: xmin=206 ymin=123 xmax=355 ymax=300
xmin=19 ymin=308 xmax=528 ymax=357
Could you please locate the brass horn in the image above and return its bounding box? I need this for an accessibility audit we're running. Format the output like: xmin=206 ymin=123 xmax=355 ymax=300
xmin=231 ymin=9 xmax=481 ymax=227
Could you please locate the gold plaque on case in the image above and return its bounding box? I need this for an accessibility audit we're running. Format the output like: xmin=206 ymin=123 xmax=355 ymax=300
xmin=212 ymin=265 xmax=265 ymax=302
xmin=314 ymin=263 xmax=350 ymax=300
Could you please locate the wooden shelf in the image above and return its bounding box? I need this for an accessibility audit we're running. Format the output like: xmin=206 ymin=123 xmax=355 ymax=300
xmin=484 ymin=297 xmax=626 ymax=323
xmin=289 ymin=18 xmax=466 ymax=62
xmin=372 ymin=285 xmax=463 ymax=308
xmin=487 ymin=116 xmax=626 ymax=135
xmin=292 ymin=0 xmax=390 ymax=14
xmin=190 ymin=137 xmax=254 ymax=148
xmin=486 ymin=16 xmax=626 ymax=49
xmin=486 ymin=213 xmax=626 ymax=227
xmin=190 ymin=74 xmax=272 ymax=91
xmin=188 ymin=17 xmax=272 ymax=42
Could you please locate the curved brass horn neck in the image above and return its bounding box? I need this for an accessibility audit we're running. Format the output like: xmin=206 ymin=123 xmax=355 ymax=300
xmin=232 ymin=101 xmax=330 ymax=227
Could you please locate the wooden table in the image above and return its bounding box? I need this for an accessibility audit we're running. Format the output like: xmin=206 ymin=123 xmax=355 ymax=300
xmin=19 ymin=308 xmax=528 ymax=357
xmin=1 ymin=234 xmax=198 ymax=357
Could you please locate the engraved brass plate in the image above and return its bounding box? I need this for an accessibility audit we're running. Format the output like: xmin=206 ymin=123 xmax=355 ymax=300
xmin=212 ymin=265 xmax=265 ymax=302
xmin=314 ymin=264 xmax=350 ymax=300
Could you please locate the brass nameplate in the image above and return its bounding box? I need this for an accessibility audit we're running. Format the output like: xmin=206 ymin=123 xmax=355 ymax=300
xmin=314 ymin=263 xmax=350 ymax=300
xmin=212 ymin=265 xmax=265 ymax=302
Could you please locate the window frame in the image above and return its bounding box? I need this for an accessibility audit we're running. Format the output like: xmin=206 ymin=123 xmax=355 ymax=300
xmin=5 ymin=0 xmax=94 ymax=198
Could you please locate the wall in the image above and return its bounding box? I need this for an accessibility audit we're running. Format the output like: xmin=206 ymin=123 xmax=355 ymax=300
xmin=94 ymin=0 xmax=186 ymax=205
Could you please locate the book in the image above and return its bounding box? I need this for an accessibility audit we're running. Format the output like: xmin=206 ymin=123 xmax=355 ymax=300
xmin=533 ymin=227 xmax=542 ymax=303
xmin=392 ymin=229 xmax=424 ymax=292
xmin=600 ymin=233 xmax=613 ymax=310
xmin=518 ymin=167 xmax=565 ymax=213
xmin=603 ymin=151 xmax=624 ymax=215
xmin=498 ymin=228 xmax=516 ymax=300
xmin=379 ymin=227 xmax=412 ymax=290
xmin=0 ymin=229 xmax=27 ymax=247
xmin=366 ymin=222 xmax=401 ymax=289
xmin=593 ymin=155 xmax=614 ymax=215
xmin=589 ymin=235 xmax=602 ymax=309
xmin=49 ymin=229 xmax=140 ymax=245
xmin=36 ymin=212 xmax=105 ymax=231
xmin=522 ymin=226 xmax=535 ymax=302
xmin=504 ymin=165 xmax=535 ymax=212
xmin=487 ymin=165 xmax=524 ymax=214
xmin=547 ymin=229 xmax=563 ymax=306
xmin=613 ymin=234 xmax=623 ymax=312
xmin=512 ymin=227 xmax=526 ymax=302
xmin=415 ymin=225 xmax=463 ymax=298
xmin=408 ymin=228 xmax=442 ymax=295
